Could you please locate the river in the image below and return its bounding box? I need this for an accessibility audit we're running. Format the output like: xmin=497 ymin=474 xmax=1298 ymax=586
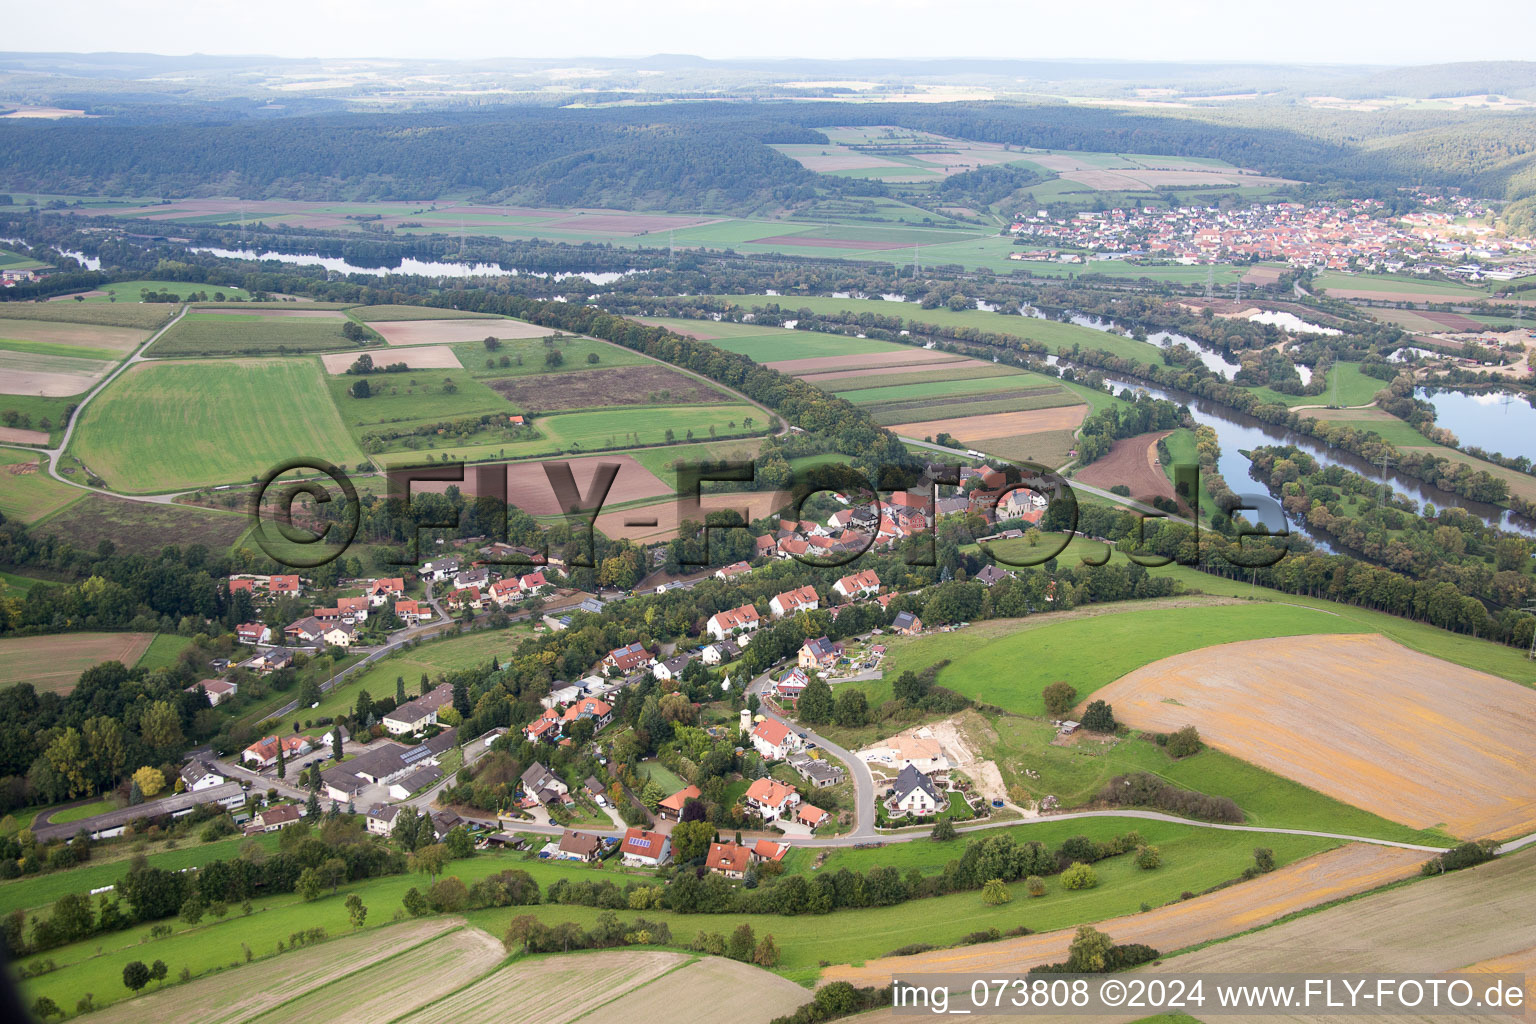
xmin=188 ymin=246 xmax=643 ymax=284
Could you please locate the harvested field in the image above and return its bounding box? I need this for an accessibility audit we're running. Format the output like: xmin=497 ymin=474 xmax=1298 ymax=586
xmin=395 ymin=949 xmax=808 ymax=1024
xmin=0 ymin=317 xmax=146 ymax=353
xmin=0 ymin=348 xmax=115 ymax=396
xmin=974 ymin=428 xmax=1081 ymax=467
xmin=79 ymin=918 xmax=465 ymax=1024
xmin=821 ymin=843 xmax=1425 ymax=987
xmin=1416 ymin=310 xmax=1485 ymax=332
xmin=1075 ymin=430 xmax=1177 ymax=505
xmin=594 ymin=489 xmax=784 ymax=541
xmin=372 ymin=318 xmax=551 ymax=345
xmin=870 ymin=390 xmax=1080 ymax=425
xmin=487 ymin=364 xmax=730 ymax=412
xmin=0 ymin=632 xmax=156 ymax=694
xmin=795 ymin=357 xmax=1007 ymax=384
xmin=147 ymin=313 xmax=362 ymax=356
xmin=0 ymin=449 xmax=80 ymax=521
xmin=763 ymin=350 xmax=966 ymax=374
xmin=192 ymin=307 xmax=346 ymax=319
xmin=267 ymin=925 xmax=504 ymax=1023
xmin=888 ymin=404 xmax=1088 ymax=439
xmin=1241 ymin=265 xmax=1285 ymax=286
xmin=1325 ymin=285 xmax=1485 ymax=304
xmin=411 ymin=453 xmax=673 ymax=516
xmin=0 ymin=426 xmax=50 ymax=444
xmin=1094 ymin=633 xmax=1536 ymax=839
xmin=0 ymin=304 xmax=174 ymax=330
xmin=320 ymin=346 xmax=463 ymax=373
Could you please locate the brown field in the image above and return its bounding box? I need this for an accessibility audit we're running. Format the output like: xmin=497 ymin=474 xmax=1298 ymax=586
xmin=0 ymin=366 xmax=103 ymax=396
xmin=1326 ymin=285 xmax=1486 ymax=304
xmin=320 ymin=346 xmax=464 ymax=373
xmin=0 ymin=426 xmax=50 ymax=444
xmin=35 ymin=493 xmax=249 ymax=556
xmin=411 ymin=453 xmax=673 ymax=516
xmin=796 ymin=356 xmax=1000 ymax=383
xmin=396 ymin=949 xmax=808 ymax=1024
xmin=762 ymin=350 xmax=966 ymax=374
xmin=1075 ymin=430 xmax=1177 ymax=504
xmin=1241 ymin=265 xmax=1285 ymax=286
xmin=853 ymin=848 xmax=1536 ymax=1024
xmin=748 ymin=234 xmax=913 ymax=251
xmin=823 ymin=843 xmax=1425 ymax=987
xmin=637 ymin=318 xmax=719 ymax=340
xmin=972 ymin=428 xmax=1081 ymax=468
xmin=889 ymin=403 xmax=1088 ymax=440
xmin=1062 ymin=168 xmax=1292 ymax=191
xmin=1370 ymin=307 xmax=1457 ymax=334
xmin=372 ymin=319 xmax=552 ymax=345
xmin=0 ymin=317 xmax=148 ymax=353
xmin=1417 ymin=310 xmax=1485 ymax=332
xmin=0 ymin=632 xmax=156 ymax=693
xmin=594 ymin=489 xmax=785 ymax=541
xmin=487 ymin=364 xmax=730 ymax=412
xmin=1300 ymin=406 xmax=1408 ymax=425
xmin=82 ymin=918 xmax=465 ymax=1024
xmin=1094 ymin=633 xmax=1536 ymax=838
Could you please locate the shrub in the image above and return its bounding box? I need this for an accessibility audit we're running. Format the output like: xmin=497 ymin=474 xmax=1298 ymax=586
xmin=1420 ymin=841 xmax=1497 ymax=876
xmin=1025 ymin=875 xmax=1046 ymax=897
xmin=1096 ymin=772 xmax=1243 ymax=823
xmin=980 ymin=878 xmax=1011 ymax=905
xmin=1253 ymin=847 xmax=1275 ymax=873
xmin=1081 ymin=700 xmax=1116 ymax=733
xmin=1041 ymin=682 xmax=1077 ymax=716
xmin=1165 ymin=725 xmax=1202 ymax=758
xmin=1135 ymin=846 xmax=1162 ymax=871
xmin=1060 ymin=862 xmax=1098 ymax=890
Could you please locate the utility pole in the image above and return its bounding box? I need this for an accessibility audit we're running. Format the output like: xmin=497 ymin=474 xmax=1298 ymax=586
xmin=1205 ymin=265 xmax=1214 ymax=300
xmin=1374 ymin=451 xmax=1396 ymax=508
xmin=1526 ymin=599 xmax=1536 ymax=660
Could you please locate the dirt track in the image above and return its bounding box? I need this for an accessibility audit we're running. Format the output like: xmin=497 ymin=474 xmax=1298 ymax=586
xmin=1094 ymin=633 xmax=1536 ymax=839
xmin=1074 ymin=430 xmax=1177 ymax=505
xmin=822 ymin=843 xmax=1425 ymax=986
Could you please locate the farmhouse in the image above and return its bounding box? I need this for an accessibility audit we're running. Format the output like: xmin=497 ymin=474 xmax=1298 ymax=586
xmin=620 ymin=827 xmax=672 ymax=867
xmin=715 ymin=561 xmax=752 ymax=581
xmin=751 ymin=839 xmax=788 ymax=864
xmin=657 ymin=784 xmax=701 ymax=821
xmin=249 ymin=804 xmax=303 ymax=833
xmin=186 ymin=678 xmax=238 ymax=706
xmin=705 ymin=841 xmax=751 ymax=879
xmin=743 ymin=777 xmax=801 ymax=821
xmin=705 ymin=603 xmax=760 ymax=641
xmin=833 ymin=569 xmax=880 ymax=601
xmin=974 ymin=565 xmax=1015 ymax=587
xmin=887 ymin=764 xmax=942 ymax=816
xmin=750 ymin=718 xmax=802 ymax=761
xmin=769 ymin=585 xmax=819 ymax=618
xmin=891 ymin=611 xmax=923 ymax=635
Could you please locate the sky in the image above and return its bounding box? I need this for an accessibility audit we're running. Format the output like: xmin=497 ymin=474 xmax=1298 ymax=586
xmin=8 ymin=0 xmax=1536 ymax=66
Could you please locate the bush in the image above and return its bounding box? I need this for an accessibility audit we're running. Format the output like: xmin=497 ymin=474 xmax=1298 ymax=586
xmin=1060 ymin=862 xmax=1098 ymax=890
xmin=1025 ymin=875 xmax=1046 ymax=897
xmin=980 ymin=878 xmax=1011 ymax=905
xmin=1135 ymin=846 xmax=1162 ymax=870
xmin=1080 ymin=700 xmax=1116 ymax=733
xmin=1165 ymin=725 xmax=1202 ymax=758
xmin=1096 ymin=772 xmax=1243 ymax=823
xmin=1041 ymin=682 xmax=1077 ymax=716
xmin=1253 ymin=847 xmax=1275 ymax=874
xmin=1420 ymin=841 xmax=1497 ymax=876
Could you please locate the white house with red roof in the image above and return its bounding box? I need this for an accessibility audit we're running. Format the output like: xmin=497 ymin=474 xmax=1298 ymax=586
xmin=186 ymin=679 xmax=238 ymax=706
xmin=394 ymin=599 xmax=426 ymax=624
xmin=488 ymin=579 xmax=523 ymax=608
xmin=750 ymin=718 xmax=803 ymax=761
xmin=768 ymin=585 xmax=819 ymax=618
xmin=267 ymin=574 xmax=301 ymax=594
xmin=743 ymin=777 xmax=801 ymax=821
xmin=241 ymin=734 xmax=312 ymax=769
xmin=517 ymin=570 xmax=549 ymax=593
xmin=706 ymin=603 xmax=760 ymax=641
xmin=705 ymin=841 xmax=751 ymax=879
xmin=832 ymin=568 xmax=880 ymax=601
xmin=619 ymin=827 xmax=672 ymax=867
xmin=604 ymin=642 xmax=653 ymax=673
xmin=235 ymin=623 xmax=271 ymax=645
xmin=367 ymin=578 xmax=405 ymax=606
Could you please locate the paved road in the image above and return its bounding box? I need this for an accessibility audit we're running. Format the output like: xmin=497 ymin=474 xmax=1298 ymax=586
xmin=745 ymin=671 xmax=878 ymax=839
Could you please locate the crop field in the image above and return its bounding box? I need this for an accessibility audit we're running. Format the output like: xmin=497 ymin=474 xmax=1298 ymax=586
xmin=372 ymin=403 xmax=764 ymax=466
xmin=885 ymin=402 xmax=1088 ymax=437
xmin=970 ymin=427 xmax=1082 ymax=467
xmin=410 ymin=453 xmax=673 ymax=515
xmin=352 ymin=304 xmax=496 ymax=321
xmin=822 ymin=843 xmax=1424 ymax=988
xmin=831 ymin=371 xmax=1061 ymax=404
xmin=0 ymin=316 xmax=148 ymax=354
xmin=626 ymin=437 xmax=768 ymax=490
xmin=594 ymin=488 xmax=786 ymax=541
xmin=452 ymin=335 xmax=647 ymax=377
xmin=371 ymin=318 xmax=552 ymax=345
xmin=0 ymin=631 xmax=155 ymax=693
xmin=148 ymin=311 xmax=367 ymax=355
xmin=1094 ymin=633 xmax=1536 ymax=839
xmin=1314 ymin=271 xmax=1491 ymax=301
xmin=135 ymin=632 xmax=193 ymax=671
xmin=70 ymin=359 xmax=366 ymax=492
xmin=1075 ymin=430 xmax=1179 ymax=504
xmin=77 ymin=918 xmax=468 ymax=1024
xmin=764 ymin=349 xmax=965 ymax=374
xmin=1245 ymin=362 xmax=1386 ymax=409
xmin=0 ymin=346 xmax=116 ymax=396
xmin=319 ymin=345 xmax=463 ymax=373
xmin=0 ymin=247 xmax=46 ymax=269
xmin=0 ymin=449 xmax=81 ymax=521
xmin=86 ymin=280 xmax=254 ymax=303
xmin=796 ymin=359 xmax=1018 ymax=387
xmin=0 ymin=301 xmax=176 ymax=330
xmin=33 ymin=492 xmax=250 ymax=555
xmin=704 ymin=331 xmax=909 ymax=364
xmin=487 ymin=364 xmax=733 ymax=412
